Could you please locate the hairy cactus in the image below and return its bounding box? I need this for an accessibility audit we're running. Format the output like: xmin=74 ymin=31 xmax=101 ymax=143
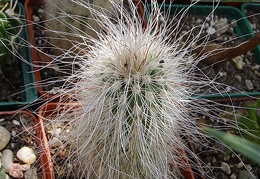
xmin=40 ymin=0 xmax=247 ymax=178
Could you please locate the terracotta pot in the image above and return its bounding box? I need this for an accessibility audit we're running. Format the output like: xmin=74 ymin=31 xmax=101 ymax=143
xmin=222 ymin=2 xmax=243 ymax=8
xmin=0 ymin=110 xmax=52 ymax=179
xmin=24 ymin=0 xmax=59 ymax=100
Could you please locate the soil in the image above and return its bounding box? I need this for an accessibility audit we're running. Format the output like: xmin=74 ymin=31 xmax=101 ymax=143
xmin=243 ymin=5 xmax=260 ymax=34
xmin=0 ymin=58 xmax=24 ymax=102
xmin=0 ymin=112 xmax=42 ymax=179
xmin=168 ymin=11 xmax=260 ymax=95
xmin=194 ymin=101 xmax=260 ymax=179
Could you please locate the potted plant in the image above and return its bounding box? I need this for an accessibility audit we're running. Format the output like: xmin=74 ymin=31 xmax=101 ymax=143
xmin=0 ymin=110 xmax=52 ymax=179
xmin=26 ymin=0 xmax=208 ymax=177
xmin=0 ymin=0 xmax=37 ymax=110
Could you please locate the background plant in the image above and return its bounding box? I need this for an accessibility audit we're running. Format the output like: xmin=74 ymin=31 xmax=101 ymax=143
xmin=237 ymin=99 xmax=260 ymax=144
xmin=0 ymin=0 xmax=22 ymax=68
xmin=203 ymin=99 xmax=260 ymax=165
xmin=203 ymin=127 xmax=260 ymax=165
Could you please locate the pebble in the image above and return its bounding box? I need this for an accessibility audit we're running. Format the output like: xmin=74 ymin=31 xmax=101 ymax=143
xmin=21 ymin=164 xmax=31 ymax=171
xmin=49 ymin=137 xmax=63 ymax=148
xmin=230 ymin=173 xmax=237 ymax=179
xmin=245 ymin=79 xmax=254 ymax=90
xmin=237 ymin=162 xmax=244 ymax=169
xmin=0 ymin=126 xmax=11 ymax=150
xmin=223 ymin=155 xmax=230 ymax=161
xmin=232 ymin=56 xmax=245 ymax=70
xmin=11 ymin=131 xmax=16 ymax=137
xmin=220 ymin=162 xmax=231 ymax=175
xmin=206 ymin=26 xmax=216 ymax=35
xmin=17 ymin=147 xmax=36 ymax=164
xmin=1 ymin=149 xmax=13 ymax=171
xmin=12 ymin=120 xmax=20 ymax=126
xmin=53 ymin=128 xmax=62 ymax=137
xmin=230 ymin=19 xmax=238 ymax=28
xmin=37 ymin=8 xmax=44 ymax=13
xmin=245 ymin=164 xmax=252 ymax=171
xmin=238 ymin=170 xmax=254 ymax=179
xmin=8 ymin=163 xmax=23 ymax=178
xmin=235 ymin=75 xmax=242 ymax=82
xmin=0 ymin=166 xmax=5 ymax=178
xmin=254 ymin=70 xmax=260 ymax=77
xmin=215 ymin=17 xmax=229 ymax=34
xmin=32 ymin=15 xmax=40 ymax=22
xmin=24 ymin=167 xmax=37 ymax=179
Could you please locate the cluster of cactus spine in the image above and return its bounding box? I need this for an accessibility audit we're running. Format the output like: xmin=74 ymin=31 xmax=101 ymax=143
xmin=43 ymin=1 xmax=205 ymax=178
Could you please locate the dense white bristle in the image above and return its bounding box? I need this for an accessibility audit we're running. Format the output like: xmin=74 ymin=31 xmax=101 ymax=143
xmin=29 ymin=0 xmax=260 ymax=179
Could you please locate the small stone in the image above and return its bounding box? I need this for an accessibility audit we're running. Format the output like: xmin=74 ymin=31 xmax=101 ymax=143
xmin=8 ymin=163 xmax=23 ymax=178
xmin=37 ymin=8 xmax=44 ymax=13
xmin=12 ymin=120 xmax=20 ymax=126
xmin=254 ymin=70 xmax=260 ymax=77
xmin=237 ymin=162 xmax=243 ymax=169
xmin=235 ymin=75 xmax=242 ymax=82
xmin=215 ymin=17 xmax=229 ymax=34
xmin=223 ymin=155 xmax=230 ymax=161
xmin=232 ymin=56 xmax=245 ymax=70
xmin=17 ymin=147 xmax=36 ymax=164
xmin=32 ymin=15 xmax=40 ymax=22
xmin=206 ymin=26 xmax=216 ymax=35
xmin=238 ymin=170 xmax=254 ymax=179
xmin=228 ymin=27 xmax=234 ymax=34
xmin=0 ymin=126 xmax=11 ymax=150
xmin=225 ymin=86 xmax=232 ymax=92
xmin=245 ymin=164 xmax=252 ymax=171
xmin=220 ymin=162 xmax=231 ymax=175
xmin=245 ymin=80 xmax=254 ymax=90
xmin=230 ymin=173 xmax=237 ymax=179
xmin=218 ymin=72 xmax=226 ymax=77
xmin=53 ymin=128 xmax=62 ymax=137
xmin=21 ymin=164 xmax=31 ymax=171
xmin=49 ymin=137 xmax=63 ymax=148
xmin=230 ymin=19 xmax=237 ymax=28
xmin=0 ymin=165 xmax=5 ymax=178
xmin=24 ymin=167 xmax=37 ymax=179
xmin=11 ymin=131 xmax=16 ymax=137
xmin=1 ymin=149 xmax=13 ymax=171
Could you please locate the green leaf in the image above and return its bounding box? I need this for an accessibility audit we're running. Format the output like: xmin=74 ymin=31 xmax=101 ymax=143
xmin=202 ymin=127 xmax=260 ymax=164
xmin=237 ymin=100 xmax=260 ymax=144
